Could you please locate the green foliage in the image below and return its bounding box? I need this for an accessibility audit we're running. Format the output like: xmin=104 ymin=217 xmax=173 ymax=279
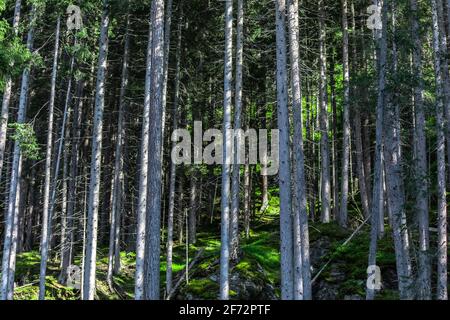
xmin=8 ymin=123 xmax=41 ymax=160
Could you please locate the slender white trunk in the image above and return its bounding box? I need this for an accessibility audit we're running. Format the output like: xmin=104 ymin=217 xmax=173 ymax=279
xmin=166 ymin=11 xmax=182 ymax=296
xmin=82 ymin=0 xmax=110 ymax=300
xmin=39 ymin=17 xmax=61 ymax=300
xmin=384 ymin=1 xmax=413 ymax=300
xmin=431 ymin=0 xmax=448 ymax=300
xmin=318 ymin=0 xmax=331 ymax=223
xmin=107 ymin=16 xmax=130 ymax=288
xmin=275 ymin=0 xmax=294 ymax=300
xmin=145 ymin=0 xmax=165 ymax=300
xmin=287 ymin=0 xmax=310 ymax=300
xmin=220 ymin=0 xmax=233 ymax=301
xmin=134 ymin=7 xmax=153 ymax=301
xmin=410 ymin=0 xmax=430 ymax=300
xmin=230 ymin=0 xmax=244 ymax=262
xmin=366 ymin=0 xmax=387 ymax=300
xmin=339 ymin=0 xmax=350 ymax=227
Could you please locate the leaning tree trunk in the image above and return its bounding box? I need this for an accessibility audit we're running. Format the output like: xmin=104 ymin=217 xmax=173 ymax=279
xmin=0 ymin=0 xmax=21 ymax=183
xmin=275 ymin=0 xmax=294 ymax=300
xmin=0 ymin=5 xmax=36 ymax=300
xmin=82 ymin=0 xmax=110 ymax=300
xmin=39 ymin=17 xmax=61 ymax=300
xmin=220 ymin=0 xmax=233 ymax=301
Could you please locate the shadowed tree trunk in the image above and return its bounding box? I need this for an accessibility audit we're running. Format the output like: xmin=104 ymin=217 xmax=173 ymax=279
xmin=318 ymin=0 xmax=331 ymax=223
xmin=230 ymin=0 xmax=244 ymax=263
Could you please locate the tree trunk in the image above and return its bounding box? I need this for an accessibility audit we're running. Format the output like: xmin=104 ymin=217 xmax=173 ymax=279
xmin=275 ymin=0 xmax=294 ymax=300
xmin=410 ymin=0 xmax=431 ymax=300
xmin=366 ymin=0 xmax=387 ymax=300
xmin=0 ymin=0 xmax=21 ymax=183
xmin=384 ymin=1 xmax=413 ymax=300
xmin=230 ymin=0 xmax=244 ymax=263
xmin=339 ymin=0 xmax=351 ymax=227
xmin=431 ymin=0 xmax=448 ymax=300
xmin=107 ymin=14 xmax=130 ymax=289
xmin=82 ymin=0 xmax=110 ymax=300
xmin=287 ymin=0 xmax=311 ymax=300
xmin=166 ymin=9 xmax=182 ymax=296
xmin=318 ymin=0 xmax=331 ymax=223
xmin=220 ymin=0 xmax=233 ymax=301
xmin=134 ymin=3 xmax=154 ymax=300
xmin=39 ymin=17 xmax=61 ymax=300
xmin=144 ymin=0 xmax=165 ymax=300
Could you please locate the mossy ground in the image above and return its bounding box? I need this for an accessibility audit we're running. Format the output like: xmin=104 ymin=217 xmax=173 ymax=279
xmin=11 ymin=207 xmax=400 ymax=300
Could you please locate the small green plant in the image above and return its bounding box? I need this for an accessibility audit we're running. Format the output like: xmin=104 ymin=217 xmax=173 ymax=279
xmin=9 ymin=123 xmax=41 ymax=160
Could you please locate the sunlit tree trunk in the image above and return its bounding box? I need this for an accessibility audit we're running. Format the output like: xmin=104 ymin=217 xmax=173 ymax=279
xmin=275 ymin=0 xmax=294 ymax=300
xmin=220 ymin=0 xmax=233 ymax=301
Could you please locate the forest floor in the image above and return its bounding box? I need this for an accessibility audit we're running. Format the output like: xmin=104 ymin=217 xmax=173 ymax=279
xmin=12 ymin=207 xmax=404 ymax=300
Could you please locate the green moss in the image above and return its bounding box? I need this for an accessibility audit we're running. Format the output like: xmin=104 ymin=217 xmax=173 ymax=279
xmin=183 ymin=278 xmax=219 ymax=299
